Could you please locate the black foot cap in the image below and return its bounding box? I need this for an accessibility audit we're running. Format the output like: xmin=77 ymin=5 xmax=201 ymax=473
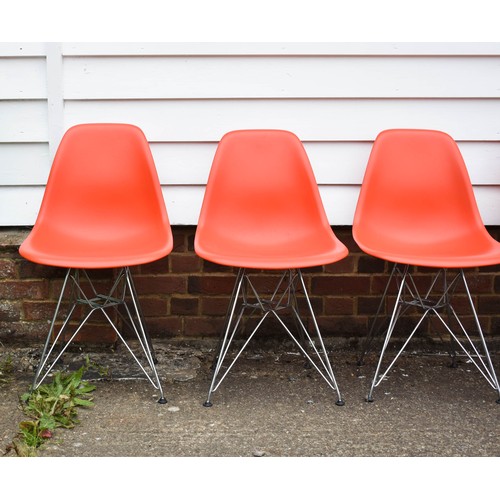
xmin=366 ymin=396 xmax=374 ymax=403
xmin=203 ymin=401 xmax=213 ymax=408
xmin=496 ymin=398 xmax=500 ymax=404
xmin=157 ymin=397 xmax=167 ymax=404
xmin=335 ymin=399 xmax=345 ymax=407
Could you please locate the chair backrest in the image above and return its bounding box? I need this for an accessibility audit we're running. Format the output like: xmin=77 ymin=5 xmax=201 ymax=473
xmin=195 ymin=129 xmax=333 ymax=248
xmin=24 ymin=123 xmax=172 ymax=261
xmin=353 ymin=129 xmax=486 ymax=249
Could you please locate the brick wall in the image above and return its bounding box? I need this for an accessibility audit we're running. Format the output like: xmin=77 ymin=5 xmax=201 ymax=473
xmin=1 ymin=227 xmax=500 ymax=348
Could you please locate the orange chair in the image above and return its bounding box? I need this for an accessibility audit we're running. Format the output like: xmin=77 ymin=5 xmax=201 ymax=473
xmin=19 ymin=123 xmax=173 ymax=403
xmin=353 ymin=129 xmax=500 ymax=403
xmin=195 ymin=129 xmax=348 ymax=406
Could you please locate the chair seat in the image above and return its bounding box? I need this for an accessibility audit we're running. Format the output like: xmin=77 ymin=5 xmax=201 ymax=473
xmin=356 ymin=223 xmax=500 ymax=268
xmin=353 ymin=129 xmax=500 ymax=269
xmin=195 ymin=130 xmax=349 ymax=270
xmin=20 ymin=225 xmax=172 ymax=269
xmin=195 ymin=230 xmax=348 ymax=269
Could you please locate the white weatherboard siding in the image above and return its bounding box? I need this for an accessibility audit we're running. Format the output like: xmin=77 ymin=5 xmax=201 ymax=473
xmin=1 ymin=42 xmax=500 ymax=226
xmin=63 ymin=55 xmax=500 ymax=99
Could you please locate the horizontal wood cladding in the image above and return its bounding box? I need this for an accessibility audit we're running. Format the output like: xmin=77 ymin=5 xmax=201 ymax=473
xmin=0 ymin=57 xmax=47 ymax=99
xmin=0 ymin=100 xmax=48 ymax=142
xmin=63 ymin=98 xmax=500 ymax=142
xmin=1 ymin=42 xmax=500 ymax=226
xmin=62 ymin=55 xmax=500 ymax=99
xmin=60 ymin=42 xmax=500 ymax=56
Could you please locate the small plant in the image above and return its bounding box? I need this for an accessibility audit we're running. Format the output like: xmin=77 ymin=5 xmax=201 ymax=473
xmin=8 ymin=361 xmax=96 ymax=456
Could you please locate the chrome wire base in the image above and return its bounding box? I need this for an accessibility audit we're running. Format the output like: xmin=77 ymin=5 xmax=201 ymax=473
xmin=32 ymin=267 xmax=166 ymax=404
xmin=204 ymin=268 xmax=344 ymax=407
xmin=361 ymin=264 xmax=500 ymax=403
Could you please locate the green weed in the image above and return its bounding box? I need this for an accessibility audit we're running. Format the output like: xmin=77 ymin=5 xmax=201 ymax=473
xmin=10 ymin=361 xmax=96 ymax=456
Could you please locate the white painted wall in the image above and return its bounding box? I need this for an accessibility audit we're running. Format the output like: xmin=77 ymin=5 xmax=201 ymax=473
xmin=1 ymin=42 xmax=500 ymax=225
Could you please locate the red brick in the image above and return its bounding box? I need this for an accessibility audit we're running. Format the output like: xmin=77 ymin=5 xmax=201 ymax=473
xmin=312 ymin=276 xmax=371 ymax=296
xmin=324 ymin=297 xmax=355 ymax=316
xmin=316 ymin=316 xmax=367 ymax=338
xmin=0 ymin=301 xmax=22 ymax=321
xmin=145 ymin=316 xmax=183 ymax=337
xmin=23 ymin=301 xmax=55 ymax=321
xmin=139 ymin=257 xmax=169 ymax=276
xmin=324 ymin=255 xmax=356 ymax=274
xmin=294 ymin=296 xmax=323 ymax=315
xmin=202 ymin=260 xmax=231 ymax=273
xmin=0 ymin=321 xmax=52 ymax=343
xmin=358 ymin=256 xmax=387 ymax=274
xmin=466 ymin=273 xmax=494 ymax=293
xmin=183 ymin=317 xmax=225 ymax=337
xmin=138 ymin=297 xmax=168 ymax=317
xmin=200 ymin=297 xmax=231 ymax=316
xmin=172 ymin=230 xmax=189 ymax=253
xmin=72 ymin=323 xmax=117 ymax=344
xmin=170 ymin=297 xmax=199 ymax=315
xmin=489 ymin=317 xmax=500 ymax=335
xmin=188 ymin=276 xmax=237 ymax=295
xmin=18 ymin=260 xmax=66 ymax=280
xmin=134 ymin=275 xmax=187 ymax=295
xmin=0 ymin=259 xmax=17 ymax=279
xmin=0 ymin=280 xmax=48 ymax=300
xmin=170 ymin=254 xmax=202 ymax=273
xmin=357 ymin=296 xmax=384 ymax=316
xmin=370 ymin=274 xmax=400 ymax=295
xmin=478 ymin=295 xmax=500 ymax=314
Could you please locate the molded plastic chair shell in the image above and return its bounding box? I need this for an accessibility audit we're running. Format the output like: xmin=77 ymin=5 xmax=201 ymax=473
xmin=353 ymin=129 xmax=500 ymax=403
xmin=195 ymin=129 xmax=348 ymax=269
xmin=195 ymin=129 xmax=347 ymax=407
xmin=18 ymin=123 xmax=172 ymax=404
xmin=20 ymin=123 xmax=173 ymax=268
xmin=353 ymin=129 xmax=500 ymax=268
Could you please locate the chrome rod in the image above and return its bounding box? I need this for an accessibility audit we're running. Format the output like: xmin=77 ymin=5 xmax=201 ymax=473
xmin=367 ymin=265 xmax=408 ymax=401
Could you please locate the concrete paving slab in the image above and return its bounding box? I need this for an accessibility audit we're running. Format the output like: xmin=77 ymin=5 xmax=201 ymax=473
xmin=1 ymin=337 xmax=498 ymax=498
